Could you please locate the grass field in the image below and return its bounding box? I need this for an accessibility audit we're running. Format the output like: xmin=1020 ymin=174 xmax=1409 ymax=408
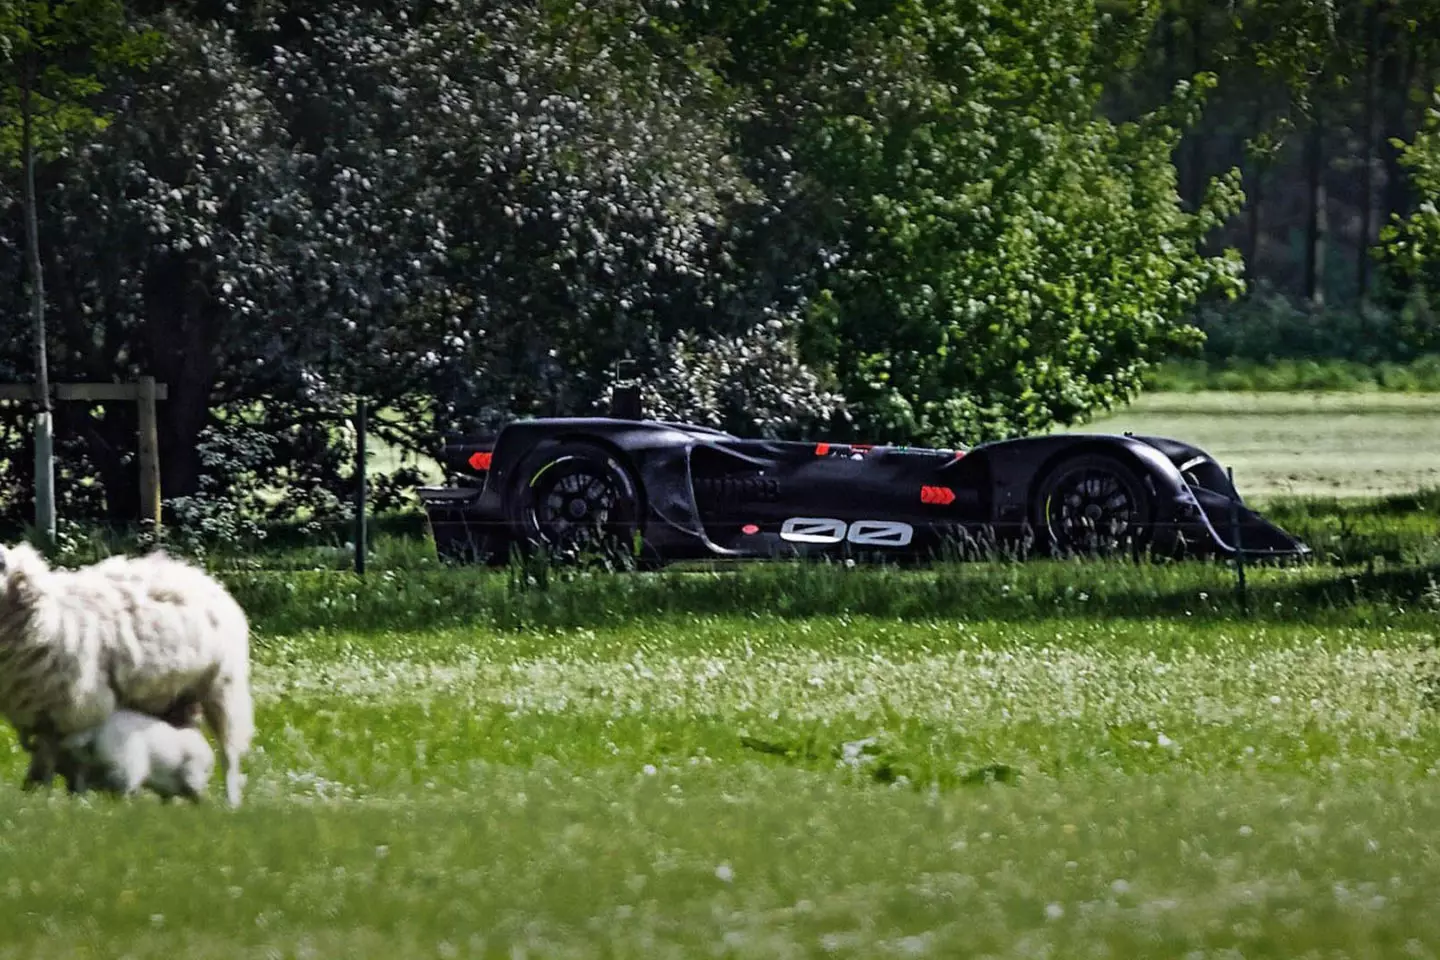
xmin=1076 ymin=391 xmax=1440 ymax=498
xmin=0 ymin=556 xmax=1439 ymax=956
xmin=0 ymin=392 xmax=1438 ymax=956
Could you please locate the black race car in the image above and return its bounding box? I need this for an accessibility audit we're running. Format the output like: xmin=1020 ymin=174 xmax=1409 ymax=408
xmin=417 ymin=393 xmax=1309 ymax=567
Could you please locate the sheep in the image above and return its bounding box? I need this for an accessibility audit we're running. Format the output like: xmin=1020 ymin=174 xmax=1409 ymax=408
xmin=54 ymin=695 xmax=205 ymax=792
xmin=61 ymin=707 xmax=215 ymax=803
xmin=0 ymin=542 xmax=254 ymax=807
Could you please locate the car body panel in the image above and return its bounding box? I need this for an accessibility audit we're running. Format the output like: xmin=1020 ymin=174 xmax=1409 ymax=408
xmin=417 ymin=416 xmax=1310 ymax=566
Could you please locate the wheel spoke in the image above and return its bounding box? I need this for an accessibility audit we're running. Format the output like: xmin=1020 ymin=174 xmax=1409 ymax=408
xmin=529 ymin=461 xmax=634 ymax=557
xmin=1044 ymin=462 xmax=1146 ymax=556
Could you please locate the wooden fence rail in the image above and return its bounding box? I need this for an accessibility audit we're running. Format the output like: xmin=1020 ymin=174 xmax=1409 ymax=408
xmin=0 ymin=378 xmax=168 ymax=531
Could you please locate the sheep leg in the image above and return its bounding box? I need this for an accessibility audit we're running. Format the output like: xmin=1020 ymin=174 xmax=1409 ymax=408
xmin=201 ymin=679 xmax=254 ymax=808
xmin=59 ymin=750 xmax=87 ymax=795
xmin=15 ymin=727 xmax=40 ymax=790
xmin=21 ymin=729 xmax=59 ymax=791
xmin=157 ymin=693 xmax=202 ymax=729
xmin=21 ymin=754 xmax=52 ymax=790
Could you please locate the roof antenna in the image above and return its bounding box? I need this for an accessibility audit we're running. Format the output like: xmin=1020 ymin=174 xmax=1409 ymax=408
xmin=610 ymin=359 xmax=642 ymax=420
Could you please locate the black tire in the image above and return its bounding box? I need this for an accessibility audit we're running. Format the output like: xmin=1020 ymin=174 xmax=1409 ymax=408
xmin=1031 ymin=452 xmax=1154 ymax=558
xmin=506 ymin=441 xmax=644 ymax=564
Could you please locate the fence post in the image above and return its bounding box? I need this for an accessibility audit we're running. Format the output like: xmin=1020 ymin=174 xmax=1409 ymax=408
xmin=137 ymin=375 xmax=162 ymax=535
xmin=33 ymin=405 xmax=55 ymax=550
xmin=1227 ymin=466 xmax=1247 ymax=615
xmin=354 ymin=398 xmax=368 ymax=577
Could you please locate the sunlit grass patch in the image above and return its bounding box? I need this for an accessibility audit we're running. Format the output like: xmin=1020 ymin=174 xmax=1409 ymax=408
xmin=0 ymin=535 xmax=1437 ymax=954
xmin=1 ymin=767 xmax=1440 ymax=957
xmin=231 ymin=615 xmax=1440 ymax=795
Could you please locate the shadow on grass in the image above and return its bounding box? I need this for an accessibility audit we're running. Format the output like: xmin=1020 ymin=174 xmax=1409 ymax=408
xmin=227 ymin=554 xmax=1440 ymax=638
xmin=22 ymin=497 xmax=1440 ymax=636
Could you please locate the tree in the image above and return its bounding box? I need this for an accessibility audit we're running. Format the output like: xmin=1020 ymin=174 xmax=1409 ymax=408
xmin=663 ymin=0 xmax=1244 ymax=446
xmin=0 ymin=0 xmax=845 ymax=533
xmin=1381 ymin=86 xmax=1440 ymax=294
xmin=260 ymin=0 xmax=844 ymax=440
xmin=0 ymin=0 xmax=160 ymax=545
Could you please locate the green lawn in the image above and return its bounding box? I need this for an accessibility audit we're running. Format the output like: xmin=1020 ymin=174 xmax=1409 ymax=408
xmin=2 ymin=391 xmax=1438 ymax=955
xmin=1076 ymin=391 xmax=1440 ymax=498
xmin=1 ymin=558 xmax=1439 ymax=956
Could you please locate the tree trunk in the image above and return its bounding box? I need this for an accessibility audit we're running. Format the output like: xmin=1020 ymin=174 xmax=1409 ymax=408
xmin=21 ymin=51 xmax=56 ymax=547
xmin=1162 ymin=8 xmax=1186 ymax=200
xmin=1244 ymin=96 xmax=1267 ymax=279
xmin=86 ymin=405 xmax=142 ymax=524
xmin=158 ymin=372 xmax=213 ymax=506
xmin=1379 ymin=22 xmax=1416 ymax=228
xmin=1246 ymin=164 xmax=1264 ymax=280
xmin=141 ymin=258 xmax=219 ymax=510
xmin=1357 ymin=0 xmax=1380 ymax=303
xmin=1186 ymin=7 xmax=1206 ymax=211
xmin=1304 ymin=112 xmax=1327 ymax=308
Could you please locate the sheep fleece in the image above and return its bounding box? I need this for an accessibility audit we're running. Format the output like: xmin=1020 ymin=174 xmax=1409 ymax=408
xmin=0 ymin=544 xmax=253 ymax=794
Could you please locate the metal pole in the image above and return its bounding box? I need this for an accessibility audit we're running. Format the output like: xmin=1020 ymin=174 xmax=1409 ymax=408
xmin=23 ymin=70 xmax=55 ymax=554
xmin=33 ymin=407 xmax=54 ymax=549
xmin=354 ymin=398 xmax=368 ymax=577
xmin=1227 ymin=466 xmax=1247 ymax=615
xmin=137 ymin=375 xmax=162 ymax=535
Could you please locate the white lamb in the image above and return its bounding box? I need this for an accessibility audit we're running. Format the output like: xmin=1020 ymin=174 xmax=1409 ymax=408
xmin=62 ymin=708 xmax=215 ymax=802
xmin=0 ymin=542 xmax=254 ymax=807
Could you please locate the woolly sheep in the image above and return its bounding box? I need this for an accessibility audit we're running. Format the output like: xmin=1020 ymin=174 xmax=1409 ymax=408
xmin=0 ymin=543 xmax=255 ymax=807
xmin=61 ymin=707 xmax=215 ymax=802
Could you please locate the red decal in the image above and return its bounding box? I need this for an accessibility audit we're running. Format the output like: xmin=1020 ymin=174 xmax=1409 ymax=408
xmin=741 ymin=523 xmax=760 ymax=535
xmin=468 ymin=451 xmax=493 ymax=471
xmin=814 ymin=443 xmax=831 ymax=456
xmin=852 ymin=444 xmax=873 ymax=454
xmin=921 ymin=485 xmax=956 ymax=506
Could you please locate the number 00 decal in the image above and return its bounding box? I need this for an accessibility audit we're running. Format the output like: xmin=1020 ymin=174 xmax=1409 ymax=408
xmin=777 ymin=517 xmax=847 ymax=544
xmin=780 ymin=517 xmax=914 ymax=547
xmin=846 ymin=520 xmax=915 ymax=547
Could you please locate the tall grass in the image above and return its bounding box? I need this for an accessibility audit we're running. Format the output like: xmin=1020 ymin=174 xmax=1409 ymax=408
xmin=27 ymin=487 xmax=1440 ymax=637
xmin=4 ymin=478 xmax=1440 ymax=957
xmin=224 ymin=553 xmax=1440 ymax=640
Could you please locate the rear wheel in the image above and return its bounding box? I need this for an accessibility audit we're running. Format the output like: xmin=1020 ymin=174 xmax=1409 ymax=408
xmin=507 ymin=441 xmax=645 ymax=565
xmin=1032 ymin=453 xmax=1154 ymax=558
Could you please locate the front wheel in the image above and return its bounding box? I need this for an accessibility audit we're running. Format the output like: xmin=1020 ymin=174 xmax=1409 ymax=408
xmin=506 ymin=441 xmax=645 ymax=565
xmin=1031 ymin=453 xmax=1154 ymax=558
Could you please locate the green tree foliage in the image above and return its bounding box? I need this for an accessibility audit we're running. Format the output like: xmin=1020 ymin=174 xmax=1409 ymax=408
xmin=1 ymin=0 xmax=1438 ymax=534
xmin=1383 ymin=88 xmax=1440 ymax=290
xmin=665 ymin=0 xmax=1245 ymax=445
xmin=0 ymin=0 xmax=843 ymax=530
xmin=1129 ymin=0 xmax=1440 ymax=308
xmin=0 ymin=0 xmax=160 ymax=161
xmin=1378 ymin=86 xmax=1440 ymax=353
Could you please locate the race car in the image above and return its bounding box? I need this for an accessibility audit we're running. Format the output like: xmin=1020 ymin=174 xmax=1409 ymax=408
xmin=416 ymin=391 xmax=1310 ymax=567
